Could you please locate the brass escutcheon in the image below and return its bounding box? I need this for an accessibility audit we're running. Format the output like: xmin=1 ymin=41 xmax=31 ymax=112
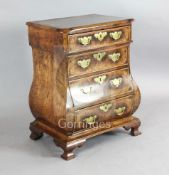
xmin=100 ymin=103 xmax=112 ymax=112
xmin=94 ymin=32 xmax=107 ymax=41
xmin=94 ymin=75 xmax=107 ymax=84
xmin=93 ymin=52 xmax=106 ymax=61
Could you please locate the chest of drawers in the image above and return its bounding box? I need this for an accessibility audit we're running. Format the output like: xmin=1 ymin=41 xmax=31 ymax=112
xmin=26 ymin=14 xmax=141 ymax=160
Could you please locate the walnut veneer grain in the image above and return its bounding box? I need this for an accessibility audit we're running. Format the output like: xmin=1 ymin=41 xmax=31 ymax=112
xmin=26 ymin=14 xmax=141 ymax=160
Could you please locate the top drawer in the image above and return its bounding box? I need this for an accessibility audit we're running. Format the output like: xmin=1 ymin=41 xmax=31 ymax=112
xmin=68 ymin=26 xmax=131 ymax=53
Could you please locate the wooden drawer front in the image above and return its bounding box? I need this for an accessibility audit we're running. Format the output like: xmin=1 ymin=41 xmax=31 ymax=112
xmin=69 ymin=68 xmax=133 ymax=108
xmin=68 ymin=26 xmax=131 ymax=53
xmin=68 ymin=46 xmax=128 ymax=78
xmin=75 ymin=96 xmax=133 ymax=130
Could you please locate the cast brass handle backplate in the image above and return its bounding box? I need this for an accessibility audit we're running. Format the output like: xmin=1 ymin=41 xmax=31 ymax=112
xmin=83 ymin=115 xmax=97 ymax=125
xmin=110 ymin=31 xmax=122 ymax=40
xmin=114 ymin=106 xmax=126 ymax=116
xmin=78 ymin=36 xmax=92 ymax=45
xmin=80 ymin=87 xmax=92 ymax=94
xmin=108 ymin=52 xmax=121 ymax=62
xmin=110 ymin=77 xmax=123 ymax=87
xmin=77 ymin=59 xmax=91 ymax=69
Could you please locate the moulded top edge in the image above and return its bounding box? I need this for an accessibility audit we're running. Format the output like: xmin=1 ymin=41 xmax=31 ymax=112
xmin=26 ymin=14 xmax=134 ymax=33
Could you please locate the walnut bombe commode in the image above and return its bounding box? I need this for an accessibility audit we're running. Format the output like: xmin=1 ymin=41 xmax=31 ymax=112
xmin=26 ymin=14 xmax=141 ymax=160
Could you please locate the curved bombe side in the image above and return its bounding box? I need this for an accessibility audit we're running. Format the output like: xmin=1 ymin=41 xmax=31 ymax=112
xmin=131 ymin=80 xmax=141 ymax=115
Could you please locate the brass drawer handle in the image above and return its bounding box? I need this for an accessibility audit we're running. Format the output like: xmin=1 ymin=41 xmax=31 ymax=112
xmin=77 ymin=59 xmax=91 ymax=69
xmin=108 ymin=52 xmax=121 ymax=62
xmin=114 ymin=106 xmax=126 ymax=116
xmin=100 ymin=103 xmax=112 ymax=112
xmin=110 ymin=31 xmax=122 ymax=40
xmin=110 ymin=77 xmax=123 ymax=88
xmin=94 ymin=75 xmax=107 ymax=84
xmin=78 ymin=36 xmax=92 ymax=45
xmin=93 ymin=52 xmax=106 ymax=61
xmin=83 ymin=115 xmax=97 ymax=125
xmin=94 ymin=32 xmax=107 ymax=41
xmin=81 ymin=87 xmax=92 ymax=94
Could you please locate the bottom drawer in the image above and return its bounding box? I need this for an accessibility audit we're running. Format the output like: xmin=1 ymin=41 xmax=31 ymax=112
xmin=74 ymin=95 xmax=133 ymax=130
